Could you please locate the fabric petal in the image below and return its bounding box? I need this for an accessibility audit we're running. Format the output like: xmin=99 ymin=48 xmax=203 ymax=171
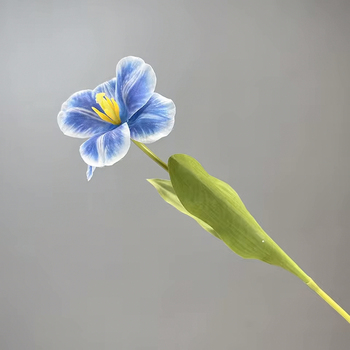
xmin=115 ymin=56 xmax=156 ymax=121
xmin=86 ymin=165 xmax=96 ymax=181
xmin=79 ymin=123 xmax=131 ymax=167
xmin=58 ymin=90 xmax=116 ymax=138
xmin=128 ymin=93 xmax=175 ymax=143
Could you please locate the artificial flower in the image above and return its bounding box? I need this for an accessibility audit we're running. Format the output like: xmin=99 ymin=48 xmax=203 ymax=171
xmin=57 ymin=56 xmax=175 ymax=180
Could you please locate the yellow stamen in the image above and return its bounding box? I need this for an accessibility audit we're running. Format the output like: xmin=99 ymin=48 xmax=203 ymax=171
xmin=93 ymin=93 xmax=121 ymax=125
xmin=92 ymin=107 xmax=114 ymax=123
xmin=111 ymin=98 xmax=120 ymax=118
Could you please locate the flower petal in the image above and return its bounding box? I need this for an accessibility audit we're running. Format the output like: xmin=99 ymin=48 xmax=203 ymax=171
xmin=79 ymin=123 xmax=131 ymax=167
xmin=57 ymin=90 xmax=116 ymax=138
xmin=86 ymin=165 xmax=96 ymax=181
xmin=94 ymin=78 xmax=116 ymax=99
xmin=128 ymin=93 xmax=175 ymax=143
xmin=115 ymin=56 xmax=156 ymax=121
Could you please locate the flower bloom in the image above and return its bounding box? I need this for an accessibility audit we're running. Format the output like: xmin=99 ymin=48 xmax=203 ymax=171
xmin=57 ymin=56 xmax=176 ymax=180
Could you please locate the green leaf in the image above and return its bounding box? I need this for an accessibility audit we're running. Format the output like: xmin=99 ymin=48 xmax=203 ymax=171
xmin=168 ymin=154 xmax=310 ymax=282
xmin=147 ymin=178 xmax=221 ymax=240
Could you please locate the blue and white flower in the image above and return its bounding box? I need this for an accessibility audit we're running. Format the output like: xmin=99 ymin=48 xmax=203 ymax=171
xmin=58 ymin=56 xmax=175 ymax=180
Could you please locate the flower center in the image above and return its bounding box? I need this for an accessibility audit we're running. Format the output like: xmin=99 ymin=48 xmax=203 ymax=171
xmin=92 ymin=93 xmax=121 ymax=125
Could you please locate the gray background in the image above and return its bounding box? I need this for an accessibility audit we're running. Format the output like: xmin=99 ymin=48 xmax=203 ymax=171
xmin=1 ymin=0 xmax=350 ymax=349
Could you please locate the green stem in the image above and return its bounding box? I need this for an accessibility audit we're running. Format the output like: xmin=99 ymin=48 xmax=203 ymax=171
xmin=306 ymin=279 xmax=350 ymax=323
xmin=133 ymin=139 xmax=350 ymax=324
xmin=132 ymin=140 xmax=169 ymax=172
